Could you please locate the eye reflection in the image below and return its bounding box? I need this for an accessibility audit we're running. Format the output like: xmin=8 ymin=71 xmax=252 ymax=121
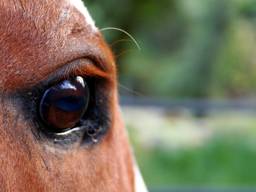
xmin=39 ymin=76 xmax=90 ymax=131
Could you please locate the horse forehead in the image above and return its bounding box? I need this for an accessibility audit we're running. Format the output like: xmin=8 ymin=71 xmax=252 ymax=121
xmin=0 ymin=0 xmax=97 ymax=31
xmin=49 ymin=0 xmax=98 ymax=32
xmin=0 ymin=0 xmax=100 ymax=91
xmin=68 ymin=0 xmax=97 ymax=32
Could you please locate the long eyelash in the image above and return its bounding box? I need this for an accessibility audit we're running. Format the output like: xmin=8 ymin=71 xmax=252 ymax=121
xmin=38 ymin=59 xmax=112 ymax=90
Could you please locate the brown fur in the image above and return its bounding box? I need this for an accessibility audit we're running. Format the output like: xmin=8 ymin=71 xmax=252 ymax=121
xmin=0 ymin=1 xmax=134 ymax=191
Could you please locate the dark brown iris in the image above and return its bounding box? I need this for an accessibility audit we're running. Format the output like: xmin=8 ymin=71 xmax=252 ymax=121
xmin=39 ymin=76 xmax=89 ymax=131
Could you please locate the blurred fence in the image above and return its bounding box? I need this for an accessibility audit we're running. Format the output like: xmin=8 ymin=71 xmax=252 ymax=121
xmin=120 ymin=96 xmax=256 ymax=112
xmin=122 ymin=97 xmax=256 ymax=191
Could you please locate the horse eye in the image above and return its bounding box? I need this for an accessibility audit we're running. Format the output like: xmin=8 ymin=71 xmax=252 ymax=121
xmin=39 ymin=76 xmax=89 ymax=132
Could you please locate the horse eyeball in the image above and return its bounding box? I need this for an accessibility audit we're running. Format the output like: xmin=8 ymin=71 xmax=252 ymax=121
xmin=39 ymin=76 xmax=89 ymax=131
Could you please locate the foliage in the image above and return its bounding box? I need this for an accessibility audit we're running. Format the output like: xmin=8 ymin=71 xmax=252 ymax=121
xmin=84 ymin=0 xmax=256 ymax=99
xmin=83 ymin=0 xmax=256 ymax=187
xmin=132 ymin=131 xmax=256 ymax=187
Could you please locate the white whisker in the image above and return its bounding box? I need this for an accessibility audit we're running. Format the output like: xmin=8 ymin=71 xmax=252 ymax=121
xmin=100 ymin=27 xmax=142 ymax=51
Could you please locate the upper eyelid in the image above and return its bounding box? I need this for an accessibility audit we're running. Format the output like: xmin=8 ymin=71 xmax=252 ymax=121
xmin=11 ymin=56 xmax=114 ymax=98
xmin=38 ymin=58 xmax=113 ymax=89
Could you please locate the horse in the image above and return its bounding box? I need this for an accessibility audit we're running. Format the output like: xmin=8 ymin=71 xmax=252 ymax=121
xmin=0 ymin=0 xmax=147 ymax=191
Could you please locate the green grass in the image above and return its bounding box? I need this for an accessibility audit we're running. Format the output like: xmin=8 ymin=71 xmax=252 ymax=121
xmin=131 ymin=132 xmax=256 ymax=187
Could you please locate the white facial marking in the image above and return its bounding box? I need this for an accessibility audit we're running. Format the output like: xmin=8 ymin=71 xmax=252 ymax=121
xmin=69 ymin=0 xmax=98 ymax=32
xmin=134 ymin=165 xmax=148 ymax=192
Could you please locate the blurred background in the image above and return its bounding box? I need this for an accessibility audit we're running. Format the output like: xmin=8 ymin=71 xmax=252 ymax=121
xmin=86 ymin=0 xmax=256 ymax=191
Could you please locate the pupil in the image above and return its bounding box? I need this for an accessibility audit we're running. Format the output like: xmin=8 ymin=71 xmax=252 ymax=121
xmin=39 ymin=76 xmax=90 ymax=131
xmin=55 ymin=96 xmax=86 ymax=112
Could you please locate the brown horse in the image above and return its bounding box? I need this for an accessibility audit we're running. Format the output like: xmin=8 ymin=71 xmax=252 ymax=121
xmin=0 ymin=0 xmax=147 ymax=191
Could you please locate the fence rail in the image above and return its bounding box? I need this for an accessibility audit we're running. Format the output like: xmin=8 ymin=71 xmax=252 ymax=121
xmin=120 ymin=96 xmax=256 ymax=112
